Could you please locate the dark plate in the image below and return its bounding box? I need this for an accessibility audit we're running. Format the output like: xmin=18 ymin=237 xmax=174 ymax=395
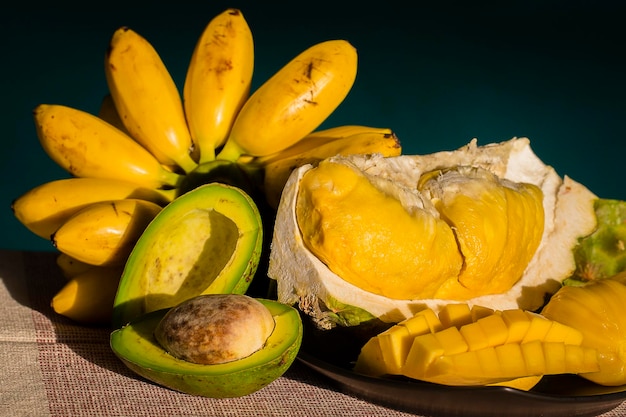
xmin=298 ymin=337 xmax=626 ymax=417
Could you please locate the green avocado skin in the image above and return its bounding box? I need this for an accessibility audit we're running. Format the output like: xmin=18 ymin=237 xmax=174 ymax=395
xmin=110 ymin=299 xmax=303 ymax=398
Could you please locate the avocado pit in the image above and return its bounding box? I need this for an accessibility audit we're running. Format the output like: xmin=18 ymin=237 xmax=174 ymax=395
xmin=155 ymin=294 xmax=276 ymax=365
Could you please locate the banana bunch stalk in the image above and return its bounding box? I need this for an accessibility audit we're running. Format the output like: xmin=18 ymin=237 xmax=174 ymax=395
xmin=12 ymin=8 xmax=402 ymax=325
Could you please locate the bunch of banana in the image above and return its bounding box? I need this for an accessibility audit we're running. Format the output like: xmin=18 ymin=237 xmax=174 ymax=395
xmin=11 ymin=8 xmax=402 ymax=325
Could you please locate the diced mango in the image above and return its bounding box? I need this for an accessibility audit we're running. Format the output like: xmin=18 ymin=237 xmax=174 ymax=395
xmin=429 ymin=351 xmax=482 ymax=385
xmin=471 ymin=304 xmax=495 ymax=321
xmin=580 ymin=346 xmax=601 ymax=373
xmin=544 ymin=321 xmax=583 ymax=345
xmin=522 ymin=312 xmax=552 ymax=343
xmin=459 ymin=321 xmax=489 ymax=351
xmin=543 ymin=342 xmax=566 ymax=374
xmin=477 ymin=314 xmax=508 ymax=346
xmin=438 ymin=303 xmax=473 ymax=328
xmin=500 ymin=309 xmax=531 ymax=343
xmin=476 ymin=346 xmax=502 ymax=378
xmin=400 ymin=311 xmax=438 ymax=336
xmin=521 ymin=340 xmax=546 ymax=375
xmin=358 ymin=302 xmax=599 ymax=387
xmin=354 ymin=337 xmax=387 ymax=376
xmin=433 ymin=326 xmax=468 ymax=355
xmin=403 ymin=333 xmax=444 ymax=380
xmin=495 ymin=343 xmax=525 ymax=379
xmin=378 ymin=325 xmax=412 ymax=374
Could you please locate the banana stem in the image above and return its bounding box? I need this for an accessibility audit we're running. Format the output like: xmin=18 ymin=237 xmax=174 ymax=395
xmin=215 ymin=139 xmax=244 ymax=162
xmin=198 ymin=146 xmax=216 ymax=165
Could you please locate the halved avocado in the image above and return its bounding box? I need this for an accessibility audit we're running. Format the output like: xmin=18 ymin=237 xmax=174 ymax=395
xmin=110 ymin=298 xmax=303 ymax=398
xmin=112 ymin=183 xmax=263 ymax=329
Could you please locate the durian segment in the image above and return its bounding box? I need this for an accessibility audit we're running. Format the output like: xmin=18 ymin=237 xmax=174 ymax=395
xmin=295 ymin=159 xmax=462 ymax=299
xmin=269 ymin=137 xmax=598 ymax=329
xmin=419 ymin=166 xmax=545 ymax=299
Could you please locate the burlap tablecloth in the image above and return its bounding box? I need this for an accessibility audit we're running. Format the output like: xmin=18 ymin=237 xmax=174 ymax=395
xmin=2 ymin=249 xmax=626 ymax=417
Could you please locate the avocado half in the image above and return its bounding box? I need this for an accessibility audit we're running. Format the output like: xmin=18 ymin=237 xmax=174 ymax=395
xmin=110 ymin=299 xmax=303 ymax=398
xmin=112 ymin=183 xmax=263 ymax=329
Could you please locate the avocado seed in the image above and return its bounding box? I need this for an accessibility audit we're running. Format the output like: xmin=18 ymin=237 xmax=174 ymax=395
xmin=154 ymin=294 xmax=275 ymax=365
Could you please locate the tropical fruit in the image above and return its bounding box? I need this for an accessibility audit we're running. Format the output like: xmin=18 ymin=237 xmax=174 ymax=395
xmin=354 ymin=302 xmax=598 ymax=389
xmin=110 ymin=296 xmax=303 ymax=398
xmin=269 ymin=137 xmax=599 ymax=329
xmin=112 ymin=183 xmax=263 ymax=329
xmin=542 ymin=278 xmax=626 ymax=386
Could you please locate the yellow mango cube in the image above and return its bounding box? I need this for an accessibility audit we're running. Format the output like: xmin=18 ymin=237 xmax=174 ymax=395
xmin=434 ymin=326 xmax=469 ymax=355
xmin=522 ymin=312 xmax=552 ymax=343
xmin=544 ymin=321 xmax=583 ymax=345
xmin=459 ymin=321 xmax=489 ymax=351
xmin=438 ymin=303 xmax=473 ymax=328
xmin=495 ymin=343 xmax=525 ymax=379
xmin=580 ymin=346 xmax=601 ymax=373
xmin=471 ymin=304 xmax=495 ymax=321
xmin=378 ymin=325 xmax=412 ymax=374
xmin=400 ymin=310 xmax=439 ymax=336
xmin=476 ymin=346 xmax=502 ymax=378
xmin=501 ymin=309 xmax=531 ymax=343
xmin=521 ymin=340 xmax=546 ymax=375
xmin=477 ymin=314 xmax=508 ymax=346
xmin=403 ymin=333 xmax=445 ymax=379
xmin=543 ymin=342 xmax=566 ymax=374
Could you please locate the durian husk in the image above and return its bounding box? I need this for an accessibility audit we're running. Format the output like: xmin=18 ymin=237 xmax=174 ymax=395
xmin=268 ymin=138 xmax=598 ymax=330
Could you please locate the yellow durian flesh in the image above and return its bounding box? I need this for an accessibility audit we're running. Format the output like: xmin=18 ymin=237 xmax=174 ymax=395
xmin=419 ymin=166 xmax=545 ymax=299
xmin=296 ymin=160 xmax=462 ymax=300
xmin=269 ymin=138 xmax=598 ymax=329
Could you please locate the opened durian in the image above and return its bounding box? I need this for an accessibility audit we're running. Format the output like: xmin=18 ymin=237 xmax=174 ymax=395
xmin=268 ymin=138 xmax=598 ymax=330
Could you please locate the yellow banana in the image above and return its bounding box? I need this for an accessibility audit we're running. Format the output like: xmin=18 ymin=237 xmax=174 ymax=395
xmin=263 ymin=128 xmax=402 ymax=208
xmin=183 ymin=8 xmax=254 ymax=163
xmin=105 ymin=26 xmax=197 ymax=173
xmin=216 ymin=39 xmax=358 ymax=161
xmin=51 ymin=199 xmax=162 ymax=267
xmin=256 ymin=125 xmax=398 ymax=164
xmin=56 ymin=252 xmax=96 ymax=279
xmin=34 ymin=104 xmax=182 ymax=189
xmin=97 ymin=94 xmax=129 ymax=135
xmin=51 ymin=266 xmax=123 ymax=325
xmin=12 ymin=177 xmax=173 ymax=239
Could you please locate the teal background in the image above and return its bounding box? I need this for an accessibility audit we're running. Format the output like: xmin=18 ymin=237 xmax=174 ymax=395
xmin=2 ymin=1 xmax=625 ymax=252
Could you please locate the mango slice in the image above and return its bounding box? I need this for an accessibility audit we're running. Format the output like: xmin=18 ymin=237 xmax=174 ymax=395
xmin=354 ymin=303 xmax=600 ymax=389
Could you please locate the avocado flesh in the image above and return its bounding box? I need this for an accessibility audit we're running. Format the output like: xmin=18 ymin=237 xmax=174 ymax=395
xmin=110 ymin=299 xmax=303 ymax=398
xmin=112 ymin=183 xmax=263 ymax=329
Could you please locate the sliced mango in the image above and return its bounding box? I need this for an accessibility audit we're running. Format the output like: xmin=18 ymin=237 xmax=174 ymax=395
xmin=354 ymin=303 xmax=600 ymax=388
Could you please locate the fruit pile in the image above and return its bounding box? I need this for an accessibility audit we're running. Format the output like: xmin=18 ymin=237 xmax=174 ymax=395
xmin=11 ymin=6 xmax=626 ymax=400
xmin=11 ymin=8 xmax=401 ymax=325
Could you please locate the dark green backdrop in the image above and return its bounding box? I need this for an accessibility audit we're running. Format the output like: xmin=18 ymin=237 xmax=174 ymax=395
xmin=2 ymin=1 xmax=625 ymax=251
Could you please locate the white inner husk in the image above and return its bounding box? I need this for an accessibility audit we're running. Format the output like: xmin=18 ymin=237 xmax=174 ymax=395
xmin=268 ymin=138 xmax=598 ymax=329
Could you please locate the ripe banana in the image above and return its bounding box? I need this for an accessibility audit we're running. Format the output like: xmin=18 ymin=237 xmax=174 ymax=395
xmin=34 ymin=104 xmax=182 ymax=189
xmin=216 ymin=39 xmax=358 ymax=161
xmin=51 ymin=266 xmax=123 ymax=325
xmin=184 ymin=8 xmax=254 ymax=163
xmin=105 ymin=26 xmax=197 ymax=174
xmin=256 ymin=125 xmax=399 ymax=164
xmin=56 ymin=252 xmax=96 ymax=279
xmin=51 ymin=199 xmax=162 ymax=266
xmin=12 ymin=177 xmax=173 ymax=239
xmin=262 ymin=127 xmax=402 ymax=208
xmin=98 ymin=94 xmax=129 ymax=135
